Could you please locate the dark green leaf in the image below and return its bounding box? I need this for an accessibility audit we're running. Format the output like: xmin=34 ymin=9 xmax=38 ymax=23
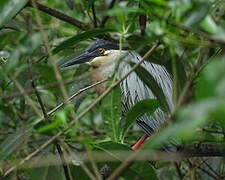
xmin=196 ymin=58 xmax=225 ymax=100
xmin=65 ymin=0 xmax=74 ymax=9
xmin=130 ymin=62 xmax=170 ymax=113
xmin=184 ymin=1 xmax=211 ymax=27
xmin=0 ymin=126 xmax=32 ymax=160
xmin=94 ymin=141 xmax=157 ymax=179
xmin=102 ymin=86 xmax=122 ymax=142
xmin=122 ymin=99 xmax=160 ymax=138
xmin=0 ymin=0 xmax=28 ymax=28
xmin=27 ymin=165 xmax=66 ymax=180
xmin=52 ymin=28 xmax=116 ymax=54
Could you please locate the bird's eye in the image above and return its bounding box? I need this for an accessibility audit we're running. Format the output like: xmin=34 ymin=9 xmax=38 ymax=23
xmin=98 ymin=48 xmax=105 ymax=54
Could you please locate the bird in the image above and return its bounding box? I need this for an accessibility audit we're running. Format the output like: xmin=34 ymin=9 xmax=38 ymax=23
xmin=61 ymin=39 xmax=173 ymax=150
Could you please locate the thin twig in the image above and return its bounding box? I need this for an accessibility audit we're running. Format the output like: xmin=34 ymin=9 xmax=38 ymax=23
xmin=1 ymin=147 xmax=225 ymax=171
xmin=100 ymin=0 xmax=116 ymax=27
xmin=26 ymin=1 xmax=89 ymax=30
xmin=86 ymin=151 xmax=102 ymax=180
xmin=201 ymin=159 xmax=222 ymax=179
xmin=55 ymin=142 xmax=72 ymax=180
xmin=202 ymin=128 xmax=224 ymax=134
xmin=1 ymin=73 xmax=90 ymax=100
xmin=7 ymin=73 xmax=42 ymax=118
xmin=198 ymin=165 xmax=220 ymax=179
xmin=30 ymin=0 xmax=70 ymax=105
xmin=91 ymin=3 xmax=98 ymax=28
xmin=174 ymin=162 xmax=183 ymax=180
xmin=107 ymin=151 xmax=139 ymax=180
xmin=45 ymin=79 xmax=107 ymax=117
xmin=28 ymin=62 xmax=47 ymax=118
xmin=2 ymin=44 xmax=158 ymax=178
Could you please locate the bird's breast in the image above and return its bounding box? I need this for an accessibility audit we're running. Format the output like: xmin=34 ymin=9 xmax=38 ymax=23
xmin=90 ymin=60 xmax=116 ymax=94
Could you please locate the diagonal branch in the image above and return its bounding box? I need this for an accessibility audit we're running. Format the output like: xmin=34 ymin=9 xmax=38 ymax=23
xmin=26 ymin=1 xmax=90 ymax=30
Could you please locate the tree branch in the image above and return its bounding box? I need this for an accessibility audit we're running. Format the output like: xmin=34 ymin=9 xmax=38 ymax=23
xmin=26 ymin=1 xmax=90 ymax=30
xmin=100 ymin=0 xmax=116 ymax=27
xmin=55 ymin=142 xmax=72 ymax=180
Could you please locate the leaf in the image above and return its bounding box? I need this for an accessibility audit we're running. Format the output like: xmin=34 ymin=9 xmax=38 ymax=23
xmin=5 ymin=33 xmax=42 ymax=72
xmin=200 ymin=15 xmax=219 ymax=34
xmin=171 ymin=56 xmax=187 ymax=103
xmin=0 ymin=126 xmax=32 ymax=160
xmin=196 ymin=58 xmax=225 ymax=100
xmin=52 ymin=28 xmax=116 ymax=54
xmin=122 ymin=99 xmax=160 ymax=138
xmin=3 ymin=19 xmax=26 ymax=31
xmin=27 ymin=165 xmax=66 ymax=180
xmin=37 ymin=107 xmax=69 ymax=133
xmin=184 ymin=1 xmax=211 ymax=27
xmin=130 ymin=62 xmax=170 ymax=113
xmin=102 ymin=86 xmax=122 ymax=142
xmin=145 ymin=99 xmax=225 ymax=149
xmin=107 ymin=7 xmax=144 ymax=16
xmin=94 ymin=141 xmax=157 ymax=179
xmin=65 ymin=0 xmax=74 ymax=10
xmin=5 ymin=49 xmax=20 ymax=72
xmin=131 ymin=162 xmax=158 ymax=180
xmin=0 ymin=0 xmax=29 ymax=28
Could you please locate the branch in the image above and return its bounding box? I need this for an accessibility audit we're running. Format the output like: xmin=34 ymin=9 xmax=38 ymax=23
xmin=26 ymin=1 xmax=89 ymax=30
xmin=1 ymin=73 xmax=90 ymax=100
xmin=55 ymin=142 xmax=72 ymax=180
xmin=91 ymin=3 xmax=98 ymax=28
xmin=177 ymin=143 xmax=225 ymax=157
xmin=100 ymin=0 xmax=116 ymax=27
xmin=152 ymin=12 xmax=225 ymax=45
xmin=1 ymin=143 xmax=225 ymax=179
xmin=28 ymin=62 xmax=47 ymax=118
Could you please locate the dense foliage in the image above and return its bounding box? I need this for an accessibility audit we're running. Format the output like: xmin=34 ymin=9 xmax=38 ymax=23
xmin=0 ymin=0 xmax=225 ymax=179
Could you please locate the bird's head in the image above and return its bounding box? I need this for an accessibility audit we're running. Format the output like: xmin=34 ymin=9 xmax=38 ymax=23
xmin=61 ymin=39 xmax=124 ymax=68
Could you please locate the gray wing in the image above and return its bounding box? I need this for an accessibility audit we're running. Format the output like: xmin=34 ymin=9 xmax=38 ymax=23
xmin=119 ymin=51 xmax=173 ymax=135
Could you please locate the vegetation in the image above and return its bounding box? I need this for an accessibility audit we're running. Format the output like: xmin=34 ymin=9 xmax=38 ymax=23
xmin=0 ymin=0 xmax=225 ymax=179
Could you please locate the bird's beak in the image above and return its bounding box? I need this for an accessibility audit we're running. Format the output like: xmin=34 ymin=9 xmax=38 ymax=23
xmin=61 ymin=51 xmax=98 ymax=67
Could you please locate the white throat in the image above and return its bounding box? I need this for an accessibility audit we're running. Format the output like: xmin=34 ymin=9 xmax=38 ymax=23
xmin=89 ymin=50 xmax=127 ymax=78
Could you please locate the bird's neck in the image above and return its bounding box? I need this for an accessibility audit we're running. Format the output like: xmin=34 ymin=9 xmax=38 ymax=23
xmin=89 ymin=50 xmax=127 ymax=94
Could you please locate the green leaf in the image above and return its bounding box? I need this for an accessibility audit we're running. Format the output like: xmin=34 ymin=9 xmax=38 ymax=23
xmin=171 ymin=55 xmax=187 ymax=103
xmin=196 ymin=58 xmax=225 ymax=100
xmin=102 ymin=86 xmax=122 ymax=142
xmin=94 ymin=142 xmax=157 ymax=179
xmin=200 ymin=15 xmax=219 ymax=34
xmin=0 ymin=126 xmax=32 ymax=160
xmin=52 ymin=28 xmax=116 ymax=54
xmin=27 ymin=165 xmax=66 ymax=180
xmin=107 ymin=7 xmax=144 ymax=16
xmin=145 ymin=99 xmax=225 ymax=149
xmin=5 ymin=49 xmax=20 ymax=72
xmin=37 ymin=109 xmax=67 ymax=133
xmin=122 ymin=99 xmax=160 ymax=138
xmin=143 ymin=0 xmax=168 ymax=7
xmin=0 ymin=0 xmax=29 ymax=28
xmin=3 ymin=19 xmax=27 ymax=31
xmin=184 ymin=1 xmax=211 ymax=27
xmin=131 ymin=162 xmax=158 ymax=180
xmin=130 ymin=62 xmax=170 ymax=113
